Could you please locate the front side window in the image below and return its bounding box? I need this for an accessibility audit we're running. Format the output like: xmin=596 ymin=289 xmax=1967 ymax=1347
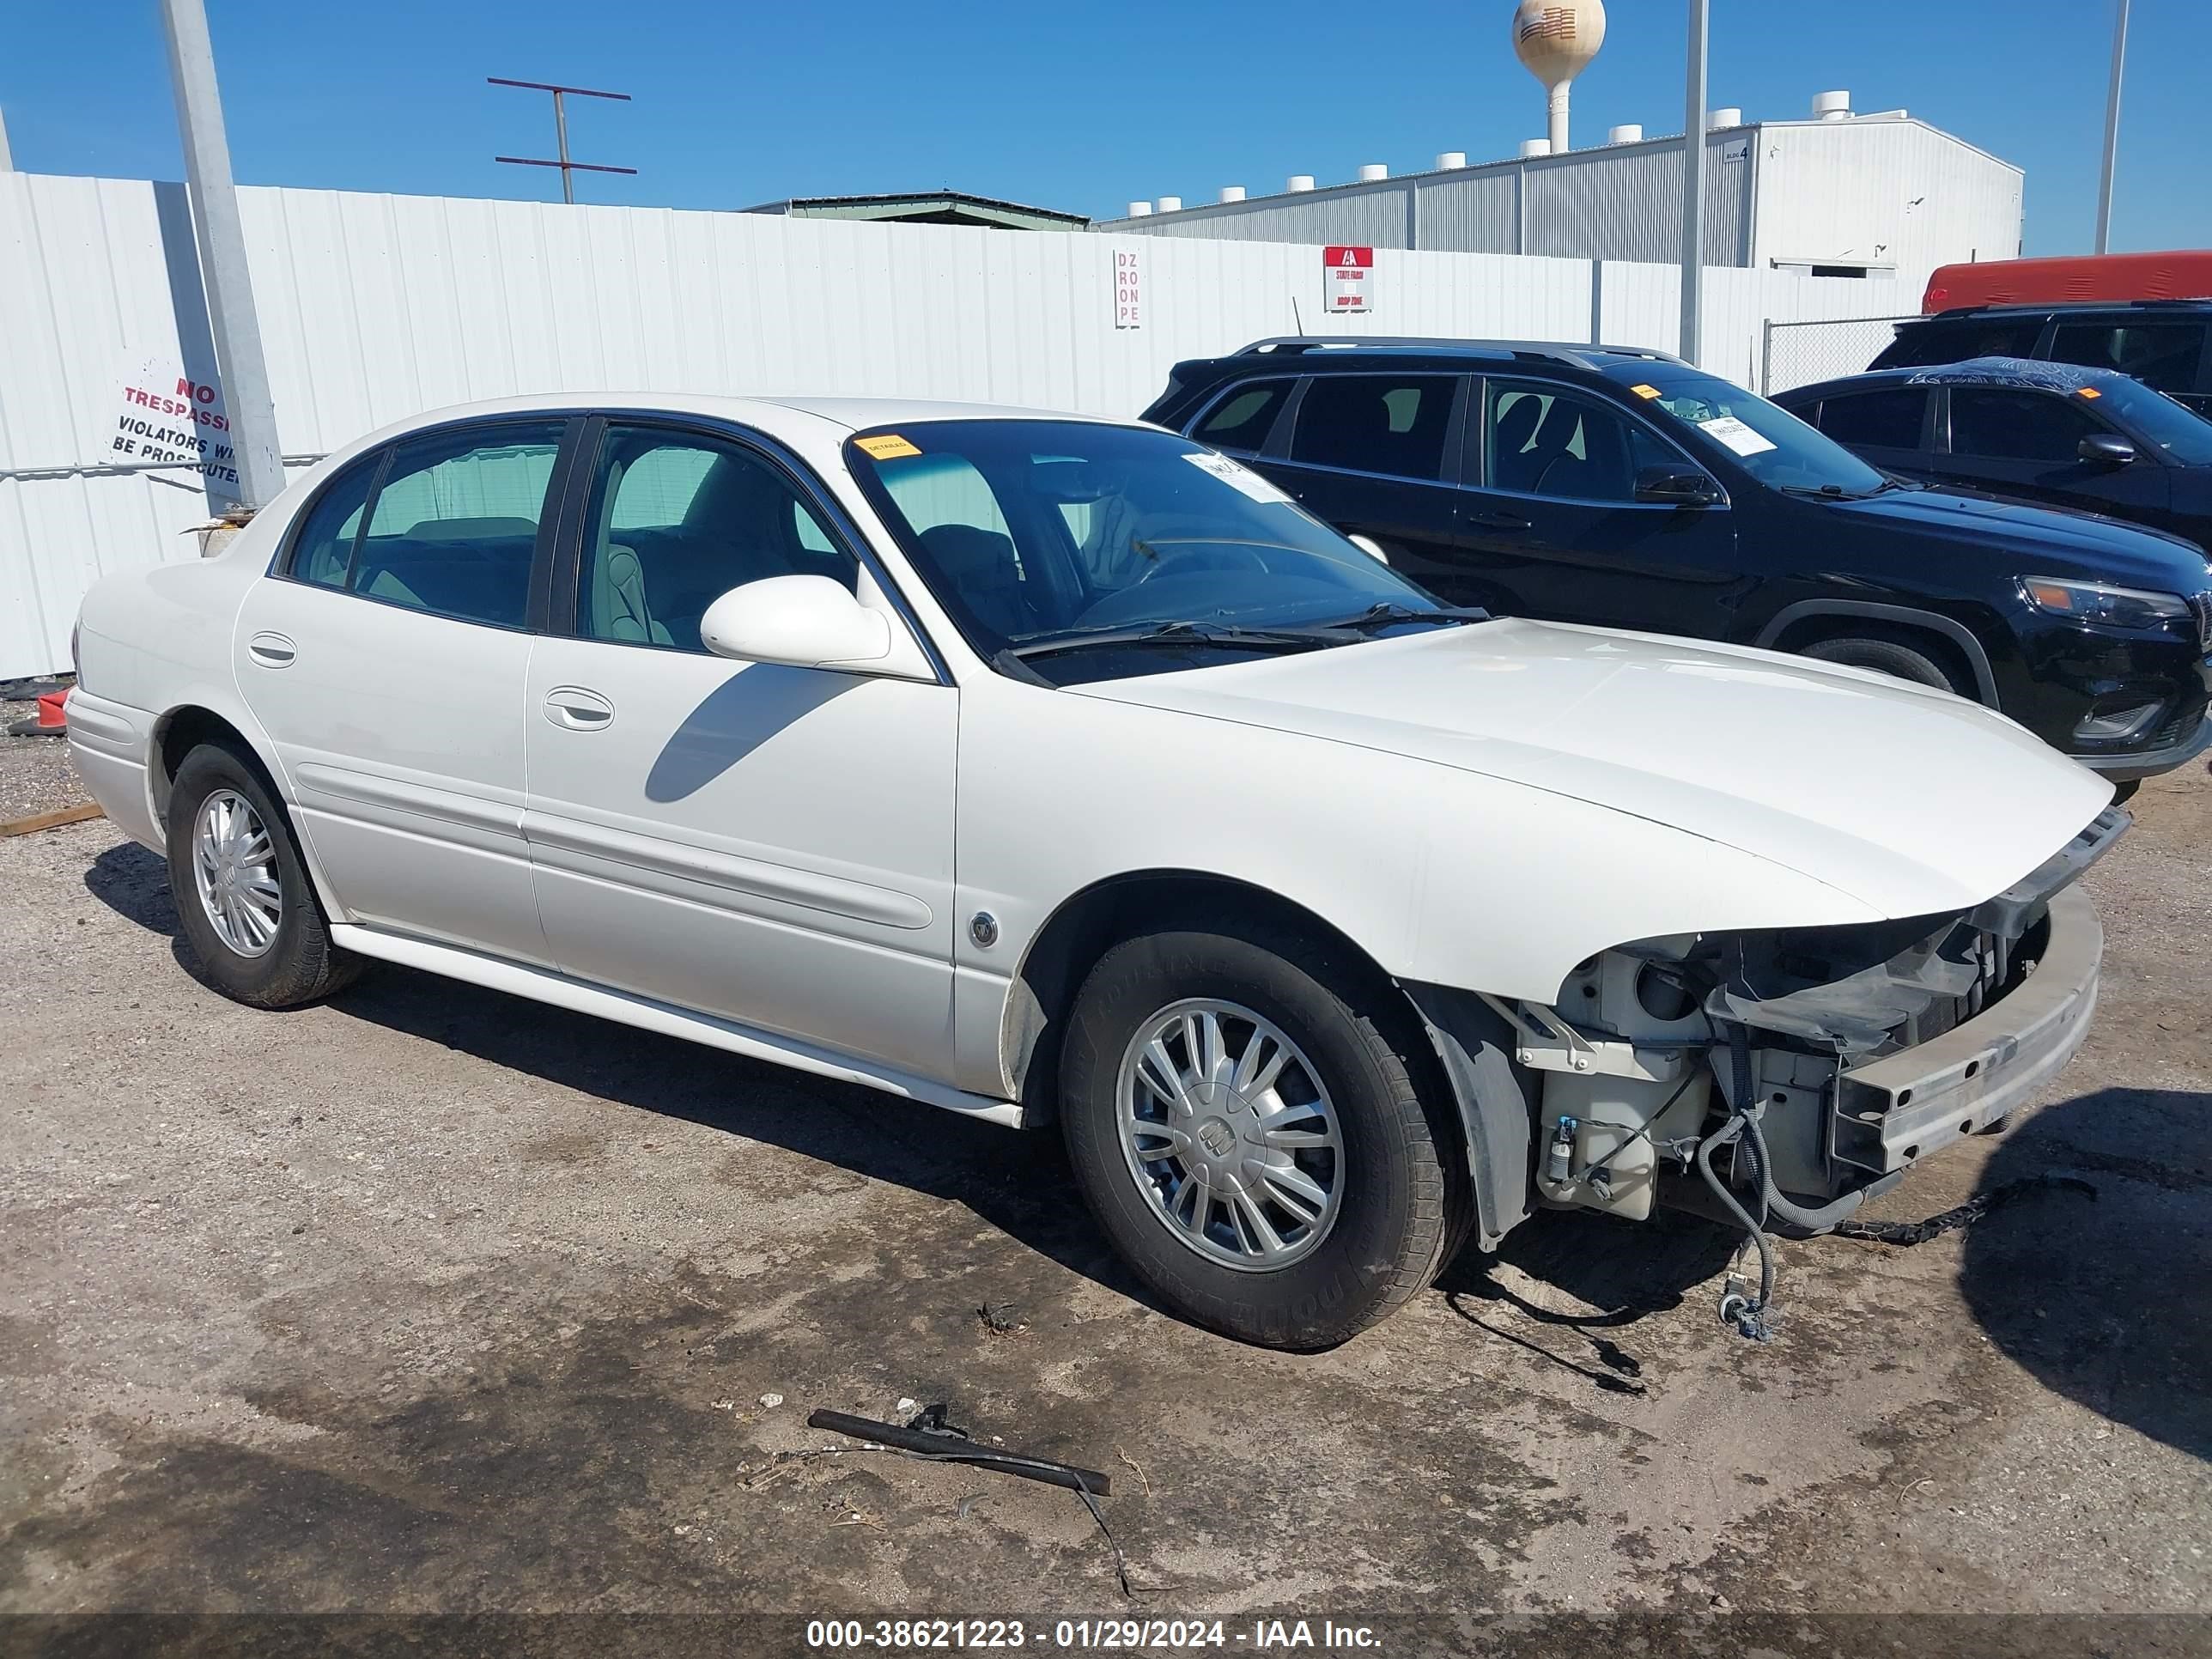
xmin=319 ymin=421 xmax=564 ymax=627
xmin=1816 ymin=387 xmax=1929 ymax=451
xmin=574 ymin=427 xmax=854 ymax=652
xmin=1948 ymin=389 xmax=2100 ymax=463
xmin=846 ymin=420 xmax=1448 ymax=672
xmin=2048 ymin=321 xmax=2206 ymax=397
xmin=1288 ymin=374 xmax=1458 ymax=482
xmin=1192 ymin=380 xmax=1291 ymax=453
xmin=1485 ymin=384 xmax=1679 ymax=501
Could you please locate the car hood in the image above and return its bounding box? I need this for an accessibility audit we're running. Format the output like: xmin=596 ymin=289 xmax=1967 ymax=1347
xmin=1845 ymin=486 xmax=2211 ymax=582
xmin=1071 ymin=618 xmax=2112 ymax=920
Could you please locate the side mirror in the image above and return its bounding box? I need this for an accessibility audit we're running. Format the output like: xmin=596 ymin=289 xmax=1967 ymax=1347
xmin=1633 ymin=465 xmax=1722 ymax=507
xmin=2078 ymin=432 xmax=2136 ymax=467
xmin=699 ymin=574 xmax=892 ymax=669
xmin=1346 ymin=533 xmax=1390 ymax=565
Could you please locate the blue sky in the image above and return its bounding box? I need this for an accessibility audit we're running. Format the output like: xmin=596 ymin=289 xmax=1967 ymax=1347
xmin=4 ymin=1 xmax=2205 ymax=257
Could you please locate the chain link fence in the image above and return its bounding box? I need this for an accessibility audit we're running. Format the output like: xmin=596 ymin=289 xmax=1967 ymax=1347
xmin=1759 ymin=314 xmax=1919 ymax=397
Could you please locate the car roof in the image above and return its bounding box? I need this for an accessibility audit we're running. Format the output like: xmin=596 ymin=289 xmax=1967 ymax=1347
xmin=1211 ymin=337 xmax=1686 ymax=374
xmin=1780 ymin=356 xmax=2142 ymax=402
xmin=1916 ymin=299 xmax=2212 ymax=321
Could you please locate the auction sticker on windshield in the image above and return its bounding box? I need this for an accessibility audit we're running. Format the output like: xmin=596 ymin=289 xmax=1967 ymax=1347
xmin=1183 ymin=450 xmax=1295 ymax=504
xmin=1697 ymin=415 xmax=1778 ymax=458
xmin=854 ymin=433 xmax=922 ymax=460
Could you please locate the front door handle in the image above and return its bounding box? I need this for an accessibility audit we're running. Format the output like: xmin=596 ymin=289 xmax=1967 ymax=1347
xmin=543 ymin=686 xmax=615 ymax=731
xmin=1462 ymin=510 xmax=1533 ymax=532
xmin=246 ymin=630 xmax=297 ymax=668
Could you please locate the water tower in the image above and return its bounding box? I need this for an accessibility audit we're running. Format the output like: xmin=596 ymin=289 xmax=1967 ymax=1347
xmin=1512 ymin=0 xmax=1606 ymax=154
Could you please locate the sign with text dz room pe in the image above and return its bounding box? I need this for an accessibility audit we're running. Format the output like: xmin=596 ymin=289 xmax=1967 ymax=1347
xmin=1325 ymin=245 xmax=1373 ymax=314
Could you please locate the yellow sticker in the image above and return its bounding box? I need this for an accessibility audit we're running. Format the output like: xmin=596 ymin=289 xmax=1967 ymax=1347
xmin=855 ymin=433 xmax=922 ymax=459
xmin=1630 ymin=383 xmax=1662 ymax=399
xmin=2075 ymin=386 xmax=2102 ymax=399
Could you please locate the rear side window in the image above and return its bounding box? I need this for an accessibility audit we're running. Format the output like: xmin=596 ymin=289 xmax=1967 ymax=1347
xmin=1817 ymin=387 xmax=1929 ymax=450
xmin=2047 ymin=321 xmax=2207 ymax=398
xmin=1288 ymin=374 xmax=1457 ymax=482
xmin=345 ymin=422 xmax=565 ymax=628
xmin=1948 ymin=389 xmax=2100 ymax=463
xmin=1192 ymin=380 xmax=1291 ymax=453
xmin=289 ymin=455 xmax=381 ymax=587
xmin=1874 ymin=317 xmax=2044 ymax=368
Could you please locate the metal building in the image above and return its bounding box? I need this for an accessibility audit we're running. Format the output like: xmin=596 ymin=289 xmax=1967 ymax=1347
xmin=1100 ymin=93 xmax=2022 ymax=294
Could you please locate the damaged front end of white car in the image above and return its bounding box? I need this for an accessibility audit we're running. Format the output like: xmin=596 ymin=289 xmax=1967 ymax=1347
xmin=1414 ymin=805 xmax=2125 ymax=1340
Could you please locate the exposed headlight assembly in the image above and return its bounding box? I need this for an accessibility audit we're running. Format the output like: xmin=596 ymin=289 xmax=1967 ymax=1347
xmin=2021 ymin=575 xmax=2191 ymax=629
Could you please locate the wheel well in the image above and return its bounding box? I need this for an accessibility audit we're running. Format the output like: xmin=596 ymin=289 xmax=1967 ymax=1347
xmin=150 ymin=706 xmax=266 ymax=827
xmin=1768 ymin=614 xmax=1984 ymax=702
xmin=1006 ymin=872 xmax=1425 ymax=1121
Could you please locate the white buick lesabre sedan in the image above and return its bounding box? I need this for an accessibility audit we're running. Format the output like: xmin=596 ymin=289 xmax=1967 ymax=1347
xmin=67 ymin=394 xmax=2121 ymax=1347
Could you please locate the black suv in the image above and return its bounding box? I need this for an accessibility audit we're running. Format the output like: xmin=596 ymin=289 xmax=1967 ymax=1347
xmin=1142 ymin=337 xmax=2212 ymax=789
xmin=1869 ymin=302 xmax=2212 ymax=415
xmin=1775 ymin=357 xmax=2212 ymax=554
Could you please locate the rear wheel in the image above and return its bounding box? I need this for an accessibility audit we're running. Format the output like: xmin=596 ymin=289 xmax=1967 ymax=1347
xmin=1797 ymin=633 xmax=1967 ymax=696
xmin=1060 ymin=922 xmax=1466 ymax=1348
xmin=166 ymin=743 xmax=360 ymax=1008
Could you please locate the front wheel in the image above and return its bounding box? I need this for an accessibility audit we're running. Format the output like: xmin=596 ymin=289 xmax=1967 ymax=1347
xmin=1060 ymin=923 xmax=1467 ymax=1348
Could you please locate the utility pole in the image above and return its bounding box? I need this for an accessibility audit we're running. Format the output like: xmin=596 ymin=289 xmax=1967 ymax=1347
xmin=1679 ymin=0 xmax=1708 ymax=367
xmin=160 ymin=0 xmax=286 ymax=511
xmin=0 ymin=106 xmax=14 ymax=172
xmin=2094 ymin=0 xmax=2130 ymax=255
xmin=489 ymin=78 xmax=636 ymax=204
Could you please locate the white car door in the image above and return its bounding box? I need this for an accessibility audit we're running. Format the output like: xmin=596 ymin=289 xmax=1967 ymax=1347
xmin=521 ymin=420 xmax=959 ymax=1073
xmin=233 ymin=417 xmax=569 ymax=965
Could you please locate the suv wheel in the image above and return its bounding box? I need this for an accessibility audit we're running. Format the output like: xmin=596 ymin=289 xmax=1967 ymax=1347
xmin=1797 ymin=634 xmax=1967 ymax=696
xmin=1060 ymin=921 xmax=1467 ymax=1348
xmin=166 ymin=743 xmax=360 ymax=1008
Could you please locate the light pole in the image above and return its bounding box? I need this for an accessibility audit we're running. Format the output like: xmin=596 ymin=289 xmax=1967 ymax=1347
xmin=2094 ymin=0 xmax=2130 ymax=255
xmin=1680 ymin=0 xmax=1709 ymax=366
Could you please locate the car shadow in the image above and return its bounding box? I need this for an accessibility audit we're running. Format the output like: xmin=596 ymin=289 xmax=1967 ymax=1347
xmin=1958 ymin=1085 xmax=2212 ymax=1462
xmin=84 ymin=840 xmax=1759 ymax=1362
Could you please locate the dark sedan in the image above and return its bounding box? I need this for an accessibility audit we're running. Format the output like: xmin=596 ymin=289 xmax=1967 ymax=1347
xmin=1775 ymin=357 xmax=2212 ymax=553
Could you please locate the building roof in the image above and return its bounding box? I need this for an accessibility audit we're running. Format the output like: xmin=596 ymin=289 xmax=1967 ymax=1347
xmin=744 ymin=191 xmax=1089 ymax=231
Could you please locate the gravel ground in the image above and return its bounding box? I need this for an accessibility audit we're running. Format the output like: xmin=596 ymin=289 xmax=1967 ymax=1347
xmin=0 ymin=693 xmax=86 ymax=823
xmin=1 ymin=759 xmax=2206 ymax=1641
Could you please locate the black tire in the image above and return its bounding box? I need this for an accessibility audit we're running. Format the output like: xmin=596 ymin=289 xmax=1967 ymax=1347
xmin=165 ymin=741 xmax=360 ymax=1008
xmin=2109 ymin=779 xmax=2141 ymax=805
xmin=1060 ymin=921 xmax=1468 ymax=1349
xmin=1796 ymin=633 xmax=1967 ymax=696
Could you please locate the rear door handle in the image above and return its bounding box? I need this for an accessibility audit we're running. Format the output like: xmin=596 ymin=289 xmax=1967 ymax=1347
xmin=246 ymin=630 xmax=297 ymax=668
xmin=542 ymin=686 xmax=615 ymax=731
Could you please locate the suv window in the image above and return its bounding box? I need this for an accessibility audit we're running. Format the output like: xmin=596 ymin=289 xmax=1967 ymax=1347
xmin=337 ymin=422 xmax=564 ymax=628
xmin=2047 ymin=320 xmax=2207 ymax=398
xmin=1948 ymin=388 xmax=2100 ymax=463
xmin=1874 ymin=316 xmax=2045 ymax=368
xmin=1816 ymin=386 xmax=1929 ymax=450
xmin=1192 ymin=380 xmax=1291 ymax=453
xmin=575 ymin=426 xmax=855 ymax=651
xmin=1288 ymin=374 xmax=1458 ymax=482
xmin=1486 ymin=383 xmax=1674 ymax=501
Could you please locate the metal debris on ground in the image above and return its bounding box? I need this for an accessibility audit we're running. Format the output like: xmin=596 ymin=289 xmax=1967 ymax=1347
xmin=1834 ymin=1174 xmax=2098 ymax=1246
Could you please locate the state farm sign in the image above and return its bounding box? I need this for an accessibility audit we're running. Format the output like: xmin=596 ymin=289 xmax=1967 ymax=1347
xmin=1324 ymin=245 xmax=1373 ymax=314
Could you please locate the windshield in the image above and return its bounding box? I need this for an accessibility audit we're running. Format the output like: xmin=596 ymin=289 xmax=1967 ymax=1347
xmin=1603 ymin=363 xmax=1893 ymax=496
xmin=844 ymin=420 xmax=1457 ymax=677
xmin=2102 ymin=378 xmax=2212 ymax=465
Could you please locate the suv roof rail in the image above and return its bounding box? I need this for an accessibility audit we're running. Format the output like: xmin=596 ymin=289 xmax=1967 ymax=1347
xmin=1927 ymin=298 xmax=2210 ymax=320
xmin=1232 ymin=336 xmax=1687 ymax=366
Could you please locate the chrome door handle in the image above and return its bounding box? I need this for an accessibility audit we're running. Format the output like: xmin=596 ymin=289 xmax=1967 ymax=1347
xmin=246 ymin=631 xmax=297 ymax=668
xmin=542 ymin=686 xmax=614 ymax=730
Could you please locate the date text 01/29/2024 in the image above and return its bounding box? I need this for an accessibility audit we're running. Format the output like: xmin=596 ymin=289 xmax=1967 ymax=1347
xmin=804 ymin=1620 xmax=1382 ymax=1650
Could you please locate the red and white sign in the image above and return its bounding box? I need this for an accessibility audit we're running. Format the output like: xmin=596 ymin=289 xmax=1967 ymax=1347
xmin=1114 ymin=247 xmax=1145 ymax=329
xmin=1324 ymin=245 xmax=1373 ymax=313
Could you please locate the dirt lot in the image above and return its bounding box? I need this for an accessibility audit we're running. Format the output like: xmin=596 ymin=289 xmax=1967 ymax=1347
xmin=2 ymin=736 xmax=2207 ymax=1640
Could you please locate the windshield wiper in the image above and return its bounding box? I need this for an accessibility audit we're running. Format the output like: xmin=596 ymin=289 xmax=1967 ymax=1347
xmin=1000 ymin=619 xmax=1336 ymax=664
xmin=1779 ymin=479 xmax=1913 ymax=501
xmin=1300 ymin=600 xmax=1489 ymax=634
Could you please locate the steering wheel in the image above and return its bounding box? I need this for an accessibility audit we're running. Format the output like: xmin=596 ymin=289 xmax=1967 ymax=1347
xmin=1133 ymin=544 xmax=1273 ymax=585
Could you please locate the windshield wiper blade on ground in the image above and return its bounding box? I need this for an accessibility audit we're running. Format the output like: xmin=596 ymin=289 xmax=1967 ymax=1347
xmin=1002 ymin=619 xmax=1337 ymax=663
